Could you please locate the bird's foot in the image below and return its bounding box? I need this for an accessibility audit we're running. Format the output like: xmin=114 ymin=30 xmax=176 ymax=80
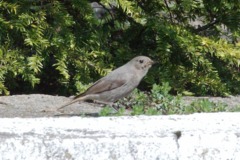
xmin=93 ymin=100 xmax=118 ymax=112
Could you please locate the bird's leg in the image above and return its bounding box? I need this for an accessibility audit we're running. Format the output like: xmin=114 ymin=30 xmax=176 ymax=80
xmin=93 ymin=100 xmax=118 ymax=112
xmin=110 ymin=104 xmax=119 ymax=112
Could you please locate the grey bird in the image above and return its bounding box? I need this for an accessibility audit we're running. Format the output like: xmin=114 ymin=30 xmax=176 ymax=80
xmin=58 ymin=56 xmax=154 ymax=110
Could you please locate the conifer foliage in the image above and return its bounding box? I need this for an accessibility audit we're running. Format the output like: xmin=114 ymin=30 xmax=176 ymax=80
xmin=0 ymin=0 xmax=239 ymax=95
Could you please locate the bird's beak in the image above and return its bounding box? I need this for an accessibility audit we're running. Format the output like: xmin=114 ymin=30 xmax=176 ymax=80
xmin=149 ymin=60 xmax=156 ymax=65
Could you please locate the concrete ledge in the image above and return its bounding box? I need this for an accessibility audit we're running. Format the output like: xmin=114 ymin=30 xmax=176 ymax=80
xmin=1 ymin=113 xmax=240 ymax=160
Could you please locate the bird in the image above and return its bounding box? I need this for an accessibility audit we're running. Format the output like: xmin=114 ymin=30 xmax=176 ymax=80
xmin=57 ymin=56 xmax=154 ymax=111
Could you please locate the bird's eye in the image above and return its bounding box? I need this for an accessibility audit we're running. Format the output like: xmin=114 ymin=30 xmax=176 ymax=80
xmin=139 ymin=60 xmax=144 ymax=63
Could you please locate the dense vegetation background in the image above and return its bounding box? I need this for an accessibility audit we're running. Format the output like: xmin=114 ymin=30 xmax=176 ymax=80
xmin=0 ymin=0 xmax=239 ymax=96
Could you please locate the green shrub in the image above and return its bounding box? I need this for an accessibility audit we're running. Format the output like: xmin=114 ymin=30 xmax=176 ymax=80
xmin=99 ymin=83 xmax=232 ymax=116
xmin=184 ymin=99 xmax=227 ymax=114
xmin=0 ymin=0 xmax=239 ymax=96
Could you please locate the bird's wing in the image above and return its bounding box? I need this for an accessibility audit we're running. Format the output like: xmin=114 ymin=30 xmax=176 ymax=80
xmin=74 ymin=77 xmax=127 ymax=99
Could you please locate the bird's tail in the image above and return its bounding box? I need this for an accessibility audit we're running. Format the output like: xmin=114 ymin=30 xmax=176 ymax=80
xmin=57 ymin=96 xmax=85 ymax=110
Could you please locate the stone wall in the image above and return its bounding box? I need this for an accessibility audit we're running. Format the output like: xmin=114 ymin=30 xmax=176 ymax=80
xmin=1 ymin=113 xmax=240 ymax=159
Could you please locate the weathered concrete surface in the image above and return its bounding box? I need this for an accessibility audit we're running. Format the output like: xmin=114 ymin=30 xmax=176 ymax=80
xmin=0 ymin=94 xmax=239 ymax=117
xmin=0 ymin=113 xmax=240 ymax=160
xmin=0 ymin=94 xmax=104 ymax=117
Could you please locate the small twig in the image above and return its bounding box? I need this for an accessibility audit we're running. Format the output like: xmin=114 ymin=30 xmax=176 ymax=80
xmin=0 ymin=101 xmax=12 ymax=106
xmin=97 ymin=2 xmax=115 ymax=20
xmin=194 ymin=19 xmax=219 ymax=32
xmin=164 ymin=0 xmax=174 ymax=23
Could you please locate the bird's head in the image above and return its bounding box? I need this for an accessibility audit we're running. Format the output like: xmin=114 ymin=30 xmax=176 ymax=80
xmin=128 ymin=56 xmax=155 ymax=76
